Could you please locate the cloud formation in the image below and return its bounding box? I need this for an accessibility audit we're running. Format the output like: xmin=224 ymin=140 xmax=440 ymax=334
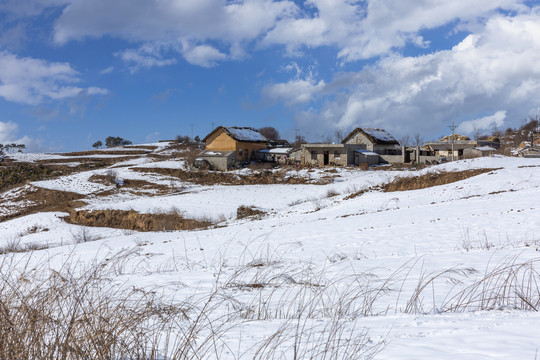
xmin=276 ymin=10 xmax=540 ymax=138
xmin=52 ymin=0 xmax=297 ymax=68
xmin=0 ymin=51 xmax=108 ymax=105
xmin=0 ymin=120 xmax=37 ymax=151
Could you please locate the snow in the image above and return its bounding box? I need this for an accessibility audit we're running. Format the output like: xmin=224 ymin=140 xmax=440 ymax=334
xmin=362 ymin=128 xmax=398 ymax=143
xmin=474 ymin=146 xmax=496 ymax=151
xmin=1 ymin=155 xmax=540 ymax=359
xmin=226 ymin=127 xmax=266 ymax=141
xmin=7 ymin=152 xmax=138 ymax=162
xmin=356 ymin=149 xmax=379 ymax=155
xmin=259 ymin=147 xmax=293 ymax=154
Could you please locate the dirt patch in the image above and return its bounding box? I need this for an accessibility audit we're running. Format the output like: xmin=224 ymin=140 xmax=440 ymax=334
xmin=0 ymin=163 xmax=84 ymax=192
xmin=59 ymin=150 xmax=150 ymax=156
xmin=36 ymin=156 xmax=138 ymax=166
xmin=382 ymin=168 xmax=499 ymax=192
xmin=66 ymin=209 xmax=212 ymax=232
xmin=236 ymin=205 xmax=266 ymax=220
xmin=131 ymin=168 xmax=316 ymax=185
xmin=88 ymin=174 xmax=175 ymax=195
xmin=0 ymin=186 xmax=86 ymax=222
xmin=124 ymin=145 xmax=159 ymax=150
xmin=344 ymin=168 xmax=499 ymax=200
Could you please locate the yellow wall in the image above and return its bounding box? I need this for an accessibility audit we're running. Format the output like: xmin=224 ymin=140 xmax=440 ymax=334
xmin=205 ymin=129 xmax=267 ymax=161
xmin=205 ymin=131 xmax=237 ymax=151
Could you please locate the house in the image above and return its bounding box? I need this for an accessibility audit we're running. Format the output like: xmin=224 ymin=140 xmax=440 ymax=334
xmin=425 ymin=135 xmax=500 ymax=160
xmin=354 ymin=150 xmax=380 ymax=166
xmin=301 ymin=143 xmax=362 ymax=166
xmin=463 ymin=146 xmax=497 ymax=158
xmin=199 ymin=126 xmax=268 ymax=170
xmin=342 ymin=128 xmax=404 ymax=164
xmin=194 ymin=150 xmax=236 ymax=171
xmin=256 ymin=147 xmax=301 ymax=165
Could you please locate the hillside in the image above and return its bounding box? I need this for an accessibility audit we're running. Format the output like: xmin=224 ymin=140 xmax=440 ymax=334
xmin=0 ymin=143 xmax=539 ymax=359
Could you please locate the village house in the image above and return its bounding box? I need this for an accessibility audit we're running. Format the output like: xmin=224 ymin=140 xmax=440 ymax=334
xmin=199 ymin=126 xmax=268 ymax=170
xmin=424 ymin=135 xmax=500 ymax=160
xmin=256 ymin=147 xmax=302 ymax=165
xmin=341 ymin=128 xmax=404 ymax=163
xmin=301 ymin=128 xmax=404 ymax=166
xmin=301 ymin=143 xmax=361 ymax=166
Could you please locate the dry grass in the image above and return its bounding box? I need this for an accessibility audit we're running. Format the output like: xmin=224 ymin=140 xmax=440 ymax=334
xmin=0 ymin=186 xmax=86 ymax=223
xmin=382 ymin=168 xmax=498 ymax=192
xmin=132 ymin=167 xmax=317 ymax=185
xmin=65 ymin=209 xmax=214 ymax=232
xmin=236 ymin=205 xmax=266 ymax=220
xmin=441 ymin=256 xmax=540 ymax=312
xmin=0 ymin=251 xmax=386 ymax=359
xmin=325 ymin=188 xmax=339 ymax=198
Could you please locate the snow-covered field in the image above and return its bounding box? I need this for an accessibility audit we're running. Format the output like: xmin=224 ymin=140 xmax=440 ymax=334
xmin=1 ymin=152 xmax=539 ymax=359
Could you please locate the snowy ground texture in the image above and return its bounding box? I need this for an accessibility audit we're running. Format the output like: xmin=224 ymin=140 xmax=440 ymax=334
xmin=1 ymin=149 xmax=540 ymax=359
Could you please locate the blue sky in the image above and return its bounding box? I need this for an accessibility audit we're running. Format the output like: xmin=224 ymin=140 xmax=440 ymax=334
xmin=1 ymin=0 xmax=540 ymax=152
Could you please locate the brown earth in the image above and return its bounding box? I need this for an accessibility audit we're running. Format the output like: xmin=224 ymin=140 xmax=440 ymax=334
xmin=59 ymin=150 xmax=151 ymax=156
xmin=131 ymin=168 xmax=317 ymax=185
xmin=345 ymin=168 xmax=499 ymax=199
xmin=236 ymin=205 xmax=266 ymax=219
xmin=66 ymin=209 xmax=212 ymax=232
xmin=36 ymin=156 xmax=139 ymax=165
xmin=0 ymin=186 xmax=86 ymax=222
xmin=0 ymin=163 xmax=84 ymax=192
xmin=382 ymin=168 xmax=499 ymax=192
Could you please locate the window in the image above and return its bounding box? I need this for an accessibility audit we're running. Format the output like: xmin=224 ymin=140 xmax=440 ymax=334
xmin=334 ymin=150 xmax=341 ymax=159
xmin=311 ymin=151 xmax=317 ymax=160
xmin=238 ymin=149 xmax=242 ymax=156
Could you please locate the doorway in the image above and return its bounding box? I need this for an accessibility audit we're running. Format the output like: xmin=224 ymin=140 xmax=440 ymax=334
xmin=323 ymin=151 xmax=329 ymax=165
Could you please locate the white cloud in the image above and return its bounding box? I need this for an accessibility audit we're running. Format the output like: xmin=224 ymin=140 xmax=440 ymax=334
xmin=0 ymin=0 xmax=68 ymax=18
xmin=457 ymin=111 xmax=507 ymax=134
xmin=51 ymin=0 xmax=297 ymax=68
xmin=264 ymin=0 xmax=527 ymax=62
xmin=99 ymin=66 xmax=114 ymax=75
xmin=182 ymin=44 xmax=227 ymax=68
xmin=0 ymin=120 xmax=44 ymax=152
xmin=278 ymin=10 xmax=540 ymax=139
xmin=116 ymin=44 xmax=177 ymax=73
xmin=262 ymin=63 xmax=325 ymax=105
xmin=262 ymin=78 xmax=325 ymax=106
xmin=0 ymin=121 xmax=19 ymax=143
xmin=0 ymin=51 xmax=108 ymax=105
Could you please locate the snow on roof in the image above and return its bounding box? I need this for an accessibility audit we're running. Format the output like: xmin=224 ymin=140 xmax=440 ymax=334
xmin=361 ymin=128 xmax=398 ymax=143
xmin=259 ymin=148 xmax=292 ymax=154
xmin=355 ymin=150 xmax=379 ymax=156
xmin=225 ymin=127 xmax=266 ymax=142
xmin=342 ymin=128 xmax=399 ymax=144
xmin=199 ymin=150 xmax=235 ymax=157
xmin=474 ymin=146 xmax=496 ymax=151
xmin=202 ymin=126 xmax=268 ymax=143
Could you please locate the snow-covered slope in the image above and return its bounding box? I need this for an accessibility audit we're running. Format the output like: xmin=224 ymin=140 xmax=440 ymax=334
xmin=1 ymin=155 xmax=539 ymax=359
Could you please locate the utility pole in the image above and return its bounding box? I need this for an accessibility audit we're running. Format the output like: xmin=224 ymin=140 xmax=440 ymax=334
xmin=447 ymin=120 xmax=458 ymax=161
xmin=191 ymin=123 xmax=194 ymax=141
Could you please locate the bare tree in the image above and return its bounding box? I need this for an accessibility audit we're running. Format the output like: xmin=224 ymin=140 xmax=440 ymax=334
xmin=399 ymin=135 xmax=411 ymax=147
xmin=293 ymin=135 xmax=307 ymax=147
xmin=473 ymin=128 xmax=481 ymax=140
xmin=413 ymin=133 xmax=424 ymax=147
xmin=258 ymin=127 xmax=280 ymax=141
xmin=334 ymin=129 xmax=344 ymax=143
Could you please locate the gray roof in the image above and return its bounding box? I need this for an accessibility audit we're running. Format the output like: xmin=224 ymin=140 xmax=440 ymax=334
xmin=342 ymin=128 xmax=399 ymax=145
xmin=203 ymin=126 xmax=267 ymax=143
